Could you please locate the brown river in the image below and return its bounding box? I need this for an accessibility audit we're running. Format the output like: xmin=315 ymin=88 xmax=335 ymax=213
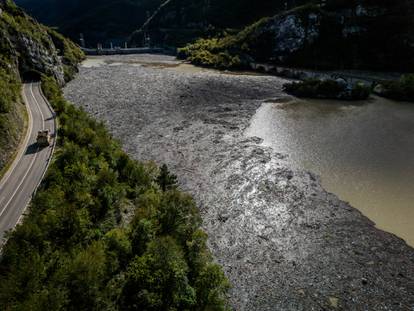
xmin=246 ymin=96 xmax=414 ymax=246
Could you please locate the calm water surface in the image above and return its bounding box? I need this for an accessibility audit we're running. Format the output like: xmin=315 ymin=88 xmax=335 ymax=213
xmin=246 ymin=96 xmax=414 ymax=246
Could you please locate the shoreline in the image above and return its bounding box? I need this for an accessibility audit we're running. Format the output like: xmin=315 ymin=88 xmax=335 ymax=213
xmin=65 ymin=54 xmax=414 ymax=310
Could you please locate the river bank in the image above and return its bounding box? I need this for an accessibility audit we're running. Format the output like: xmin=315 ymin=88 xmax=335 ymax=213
xmin=64 ymin=54 xmax=414 ymax=310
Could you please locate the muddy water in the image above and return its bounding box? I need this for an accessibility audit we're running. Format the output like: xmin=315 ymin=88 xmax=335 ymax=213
xmin=246 ymin=97 xmax=414 ymax=246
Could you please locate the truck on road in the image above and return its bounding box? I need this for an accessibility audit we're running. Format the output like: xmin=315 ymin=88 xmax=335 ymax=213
xmin=36 ymin=130 xmax=51 ymax=147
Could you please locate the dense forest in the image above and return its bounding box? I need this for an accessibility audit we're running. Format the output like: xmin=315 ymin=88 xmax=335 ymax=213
xmin=0 ymin=76 xmax=230 ymax=310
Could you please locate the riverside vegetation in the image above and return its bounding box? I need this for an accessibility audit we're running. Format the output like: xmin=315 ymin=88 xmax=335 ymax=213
xmin=376 ymin=74 xmax=414 ymax=102
xmin=283 ymin=79 xmax=371 ymax=100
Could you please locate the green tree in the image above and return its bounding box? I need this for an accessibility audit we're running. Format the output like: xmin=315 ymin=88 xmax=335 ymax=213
xmin=194 ymin=264 xmax=231 ymax=311
xmin=156 ymin=164 xmax=178 ymax=192
xmin=121 ymin=237 xmax=196 ymax=311
xmin=158 ymin=190 xmax=201 ymax=244
xmin=56 ymin=242 xmax=107 ymax=311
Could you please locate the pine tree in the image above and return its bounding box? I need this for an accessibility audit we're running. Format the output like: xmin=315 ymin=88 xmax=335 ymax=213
xmin=156 ymin=164 xmax=178 ymax=192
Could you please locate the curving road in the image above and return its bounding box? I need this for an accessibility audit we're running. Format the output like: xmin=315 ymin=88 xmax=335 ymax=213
xmin=0 ymin=83 xmax=56 ymax=247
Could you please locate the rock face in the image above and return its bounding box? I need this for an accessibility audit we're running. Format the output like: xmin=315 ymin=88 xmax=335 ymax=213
xmin=0 ymin=1 xmax=66 ymax=85
xmin=251 ymin=1 xmax=414 ymax=71
xmin=12 ymin=29 xmax=65 ymax=84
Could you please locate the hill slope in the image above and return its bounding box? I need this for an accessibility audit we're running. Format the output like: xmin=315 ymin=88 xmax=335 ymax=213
xmin=15 ymin=0 xmax=164 ymax=47
xmin=178 ymin=1 xmax=414 ymax=72
xmin=15 ymin=0 xmax=307 ymax=47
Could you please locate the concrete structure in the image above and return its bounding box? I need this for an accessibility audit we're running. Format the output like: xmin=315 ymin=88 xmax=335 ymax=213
xmin=81 ymin=47 xmax=166 ymax=56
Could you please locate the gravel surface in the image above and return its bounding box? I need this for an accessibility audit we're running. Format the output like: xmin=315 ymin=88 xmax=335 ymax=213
xmin=64 ymin=54 xmax=414 ymax=311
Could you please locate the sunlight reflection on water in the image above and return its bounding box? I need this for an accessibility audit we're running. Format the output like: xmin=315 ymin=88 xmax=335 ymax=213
xmin=246 ymin=96 xmax=414 ymax=246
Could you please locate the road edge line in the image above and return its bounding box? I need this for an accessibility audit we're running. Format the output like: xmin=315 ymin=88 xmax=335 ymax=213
xmin=16 ymin=82 xmax=58 ymax=226
xmin=0 ymin=85 xmax=34 ymax=191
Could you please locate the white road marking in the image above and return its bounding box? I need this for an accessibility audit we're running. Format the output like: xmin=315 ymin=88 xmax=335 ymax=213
xmin=12 ymin=83 xmax=56 ymax=228
xmin=0 ymin=84 xmax=43 ymax=217
xmin=30 ymin=83 xmax=45 ymax=130
xmin=0 ymin=85 xmax=34 ymax=191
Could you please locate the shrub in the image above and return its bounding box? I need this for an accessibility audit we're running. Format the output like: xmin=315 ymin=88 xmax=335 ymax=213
xmin=284 ymin=79 xmax=371 ymax=100
xmin=378 ymin=74 xmax=414 ymax=102
xmin=351 ymin=82 xmax=372 ymax=100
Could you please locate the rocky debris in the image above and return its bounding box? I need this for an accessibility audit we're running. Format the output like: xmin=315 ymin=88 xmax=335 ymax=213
xmin=64 ymin=55 xmax=414 ymax=310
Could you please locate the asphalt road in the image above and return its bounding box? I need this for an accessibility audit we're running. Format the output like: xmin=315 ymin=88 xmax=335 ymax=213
xmin=0 ymin=83 xmax=56 ymax=247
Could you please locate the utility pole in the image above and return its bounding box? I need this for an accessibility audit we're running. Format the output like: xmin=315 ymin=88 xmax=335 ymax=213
xmin=79 ymin=33 xmax=85 ymax=48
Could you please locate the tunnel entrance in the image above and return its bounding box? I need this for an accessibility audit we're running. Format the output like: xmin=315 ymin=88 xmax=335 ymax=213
xmin=20 ymin=70 xmax=42 ymax=82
